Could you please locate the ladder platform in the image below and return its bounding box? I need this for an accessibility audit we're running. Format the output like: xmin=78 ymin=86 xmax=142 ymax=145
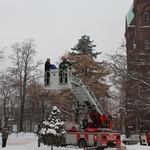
xmin=44 ymin=69 xmax=72 ymax=90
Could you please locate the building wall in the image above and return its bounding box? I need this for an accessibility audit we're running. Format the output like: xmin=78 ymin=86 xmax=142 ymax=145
xmin=125 ymin=0 xmax=150 ymax=133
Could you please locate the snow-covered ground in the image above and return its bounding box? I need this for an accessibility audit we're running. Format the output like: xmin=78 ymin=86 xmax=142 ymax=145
xmin=0 ymin=132 xmax=150 ymax=150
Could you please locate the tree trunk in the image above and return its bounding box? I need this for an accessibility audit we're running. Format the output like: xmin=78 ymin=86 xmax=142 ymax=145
xmin=75 ymin=100 xmax=79 ymax=123
xmin=121 ymin=112 xmax=126 ymax=134
xmin=51 ymin=144 xmax=53 ymax=150
xmin=20 ymin=98 xmax=25 ymax=132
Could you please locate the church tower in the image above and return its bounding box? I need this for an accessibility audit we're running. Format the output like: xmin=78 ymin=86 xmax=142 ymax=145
xmin=125 ymin=0 xmax=150 ymax=133
xmin=125 ymin=0 xmax=150 ymax=72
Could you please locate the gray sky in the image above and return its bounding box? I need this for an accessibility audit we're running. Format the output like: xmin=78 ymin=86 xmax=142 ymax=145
xmin=0 ymin=0 xmax=133 ymax=68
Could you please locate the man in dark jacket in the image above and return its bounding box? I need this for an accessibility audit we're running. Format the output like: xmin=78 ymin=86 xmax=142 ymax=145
xmin=44 ymin=58 xmax=52 ymax=85
xmin=2 ymin=127 xmax=9 ymax=147
xmin=59 ymin=56 xmax=72 ymax=84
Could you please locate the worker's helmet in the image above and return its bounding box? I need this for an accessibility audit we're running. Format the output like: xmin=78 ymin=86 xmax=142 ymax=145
xmin=62 ymin=55 xmax=67 ymax=60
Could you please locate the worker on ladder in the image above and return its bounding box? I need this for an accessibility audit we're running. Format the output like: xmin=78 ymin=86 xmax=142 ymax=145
xmin=59 ymin=55 xmax=72 ymax=84
xmin=44 ymin=58 xmax=57 ymax=86
xmin=44 ymin=58 xmax=52 ymax=86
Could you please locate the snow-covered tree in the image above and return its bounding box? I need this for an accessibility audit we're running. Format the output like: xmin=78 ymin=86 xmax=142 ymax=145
xmin=40 ymin=106 xmax=65 ymax=150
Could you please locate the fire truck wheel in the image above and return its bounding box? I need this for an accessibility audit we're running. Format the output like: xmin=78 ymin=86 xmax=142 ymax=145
xmin=78 ymin=139 xmax=87 ymax=148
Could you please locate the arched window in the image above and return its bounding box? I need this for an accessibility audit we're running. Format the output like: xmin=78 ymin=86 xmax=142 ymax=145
xmin=144 ymin=13 xmax=150 ymax=22
xmin=144 ymin=37 xmax=150 ymax=50
xmin=143 ymin=6 xmax=150 ymax=23
xmin=133 ymin=38 xmax=136 ymax=49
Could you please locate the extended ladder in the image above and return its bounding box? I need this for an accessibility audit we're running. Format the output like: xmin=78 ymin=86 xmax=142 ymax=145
xmin=70 ymin=76 xmax=105 ymax=114
xmin=44 ymin=69 xmax=105 ymax=114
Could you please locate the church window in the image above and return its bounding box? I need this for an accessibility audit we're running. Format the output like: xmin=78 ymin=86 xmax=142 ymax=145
xmin=144 ymin=13 xmax=150 ymax=22
xmin=133 ymin=38 xmax=136 ymax=49
xmin=144 ymin=38 xmax=150 ymax=50
xmin=144 ymin=6 xmax=150 ymax=23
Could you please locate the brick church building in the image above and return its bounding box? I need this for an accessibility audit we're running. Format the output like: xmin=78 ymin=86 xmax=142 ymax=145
xmin=125 ymin=0 xmax=150 ymax=133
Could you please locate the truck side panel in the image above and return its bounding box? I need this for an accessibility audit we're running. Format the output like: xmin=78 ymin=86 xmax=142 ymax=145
xmin=66 ymin=133 xmax=77 ymax=145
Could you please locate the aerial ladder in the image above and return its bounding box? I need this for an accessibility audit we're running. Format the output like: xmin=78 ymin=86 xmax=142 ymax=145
xmin=44 ymin=69 xmax=112 ymax=131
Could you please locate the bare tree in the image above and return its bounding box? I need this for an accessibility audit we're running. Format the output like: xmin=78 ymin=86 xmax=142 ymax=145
xmin=26 ymin=81 xmax=55 ymax=120
xmin=108 ymin=39 xmax=150 ymax=134
xmin=0 ymin=48 xmax=4 ymax=62
xmin=8 ymin=39 xmax=43 ymax=132
xmin=0 ymin=72 xmax=17 ymax=127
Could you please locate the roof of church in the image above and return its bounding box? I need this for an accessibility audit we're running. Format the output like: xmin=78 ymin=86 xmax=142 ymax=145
xmin=126 ymin=3 xmax=134 ymax=25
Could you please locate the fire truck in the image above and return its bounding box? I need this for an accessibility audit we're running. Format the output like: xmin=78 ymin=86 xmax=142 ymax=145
xmin=44 ymin=69 xmax=121 ymax=149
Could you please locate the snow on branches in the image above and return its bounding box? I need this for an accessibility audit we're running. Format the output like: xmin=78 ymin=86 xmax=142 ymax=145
xmin=40 ymin=106 xmax=65 ymax=147
xmin=40 ymin=106 xmax=65 ymax=136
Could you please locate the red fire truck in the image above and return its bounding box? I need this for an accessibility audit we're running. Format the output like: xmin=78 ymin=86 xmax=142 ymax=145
xmin=44 ymin=69 xmax=121 ymax=149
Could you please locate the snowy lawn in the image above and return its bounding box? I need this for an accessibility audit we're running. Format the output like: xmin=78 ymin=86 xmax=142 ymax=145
xmin=0 ymin=132 xmax=150 ymax=150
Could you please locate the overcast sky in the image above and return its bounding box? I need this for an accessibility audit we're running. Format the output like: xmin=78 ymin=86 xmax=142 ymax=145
xmin=0 ymin=0 xmax=133 ymax=68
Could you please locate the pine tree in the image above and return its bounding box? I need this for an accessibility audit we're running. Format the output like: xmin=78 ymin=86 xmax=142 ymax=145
xmin=57 ymin=35 xmax=110 ymax=123
xmin=48 ymin=106 xmax=65 ymax=138
xmin=40 ymin=106 xmax=65 ymax=150
xmin=71 ymin=35 xmax=101 ymax=58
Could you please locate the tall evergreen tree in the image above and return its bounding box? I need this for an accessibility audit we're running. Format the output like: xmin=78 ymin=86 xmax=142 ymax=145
xmin=57 ymin=35 xmax=111 ymax=122
xmin=71 ymin=35 xmax=101 ymax=58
